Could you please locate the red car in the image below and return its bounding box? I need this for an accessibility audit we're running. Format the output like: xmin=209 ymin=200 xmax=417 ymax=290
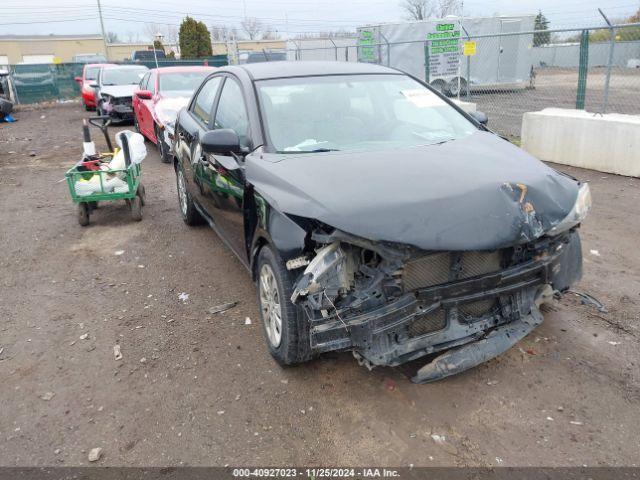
xmin=75 ymin=63 xmax=114 ymax=110
xmin=133 ymin=66 xmax=215 ymax=162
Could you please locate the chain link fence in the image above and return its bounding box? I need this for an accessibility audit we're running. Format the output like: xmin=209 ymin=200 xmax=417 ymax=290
xmin=287 ymin=22 xmax=640 ymax=140
xmin=5 ymin=57 xmax=228 ymax=105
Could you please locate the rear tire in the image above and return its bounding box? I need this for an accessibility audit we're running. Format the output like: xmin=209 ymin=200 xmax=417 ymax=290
xmin=137 ymin=183 xmax=146 ymax=206
xmin=430 ymin=79 xmax=446 ymax=95
xmin=78 ymin=203 xmax=90 ymax=226
xmin=256 ymin=245 xmax=312 ymax=366
xmin=130 ymin=194 xmax=143 ymax=221
xmin=446 ymin=77 xmax=466 ymax=97
xmin=133 ymin=115 xmax=141 ymax=133
xmin=176 ymin=165 xmax=204 ymax=226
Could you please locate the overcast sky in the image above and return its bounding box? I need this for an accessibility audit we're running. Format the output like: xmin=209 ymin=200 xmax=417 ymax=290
xmin=2 ymin=0 xmax=638 ymax=40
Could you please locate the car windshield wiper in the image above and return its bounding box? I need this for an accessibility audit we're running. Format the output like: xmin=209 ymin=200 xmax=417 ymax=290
xmin=279 ymin=148 xmax=341 ymax=154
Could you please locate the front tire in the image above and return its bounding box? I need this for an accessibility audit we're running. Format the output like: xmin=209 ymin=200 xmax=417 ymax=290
xmin=176 ymin=165 xmax=203 ymax=226
xmin=257 ymin=246 xmax=312 ymax=366
xmin=155 ymin=124 xmax=171 ymax=163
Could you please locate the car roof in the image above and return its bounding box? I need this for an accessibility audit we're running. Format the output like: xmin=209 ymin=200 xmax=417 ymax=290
xmin=103 ymin=64 xmax=148 ymax=70
xmin=230 ymin=61 xmax=401 ymax=80
xmin=84 ymin=63 xmax=115 ymax=69
xmin=152 ymin=66 xmax=216 ymax=74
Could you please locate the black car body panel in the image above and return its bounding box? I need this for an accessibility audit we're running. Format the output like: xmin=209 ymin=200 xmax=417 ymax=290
xmin=246 ymin=131 xmax=578 ymax=251
xmin=172 ymin=61 xmax=587 ymax=382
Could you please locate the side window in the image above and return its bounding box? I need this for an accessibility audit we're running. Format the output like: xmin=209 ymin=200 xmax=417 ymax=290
xmin=139 ymin=72 xmax=149 ymax=90
xmin=148 ymin=73 xmax=156 ymax=93
xmin=191 ymin=76 xmax=222 ymax=126
xmin=214 ymin=79 xmax=250 ymax=147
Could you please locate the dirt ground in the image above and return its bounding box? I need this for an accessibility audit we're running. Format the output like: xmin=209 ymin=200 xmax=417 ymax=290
xmin=1 ymin=103 xmax=639 ymax=467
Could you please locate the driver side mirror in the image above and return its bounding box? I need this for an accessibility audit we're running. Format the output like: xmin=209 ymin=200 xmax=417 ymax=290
xmin=469 ymin=110 xmax=488 ymax=125
xmin=135 ymin=89 xmax=153 ymax=100
xmin=201 ymin=129 xmax=241 ymax=157
xmin=89 ymin=82 xmax=99 ymax=89
xmin=74 ymin=76 xmax=82 ymax=85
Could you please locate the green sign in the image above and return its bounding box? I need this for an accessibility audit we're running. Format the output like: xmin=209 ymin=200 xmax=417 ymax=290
xmin=427 ymin=21 xmax=461 ymax=78
xmin=358 ymin=29 xmax=377 ymax=63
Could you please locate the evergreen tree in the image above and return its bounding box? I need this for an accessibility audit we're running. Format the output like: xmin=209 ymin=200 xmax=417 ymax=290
xmin=179 ymin=16 xmax=213 ymax=59
xmin=534 ymin=11 xmax=550 ymax=46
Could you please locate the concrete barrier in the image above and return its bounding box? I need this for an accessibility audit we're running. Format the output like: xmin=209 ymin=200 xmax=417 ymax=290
xmin=521 ymin=108 xmax=640 ymax=177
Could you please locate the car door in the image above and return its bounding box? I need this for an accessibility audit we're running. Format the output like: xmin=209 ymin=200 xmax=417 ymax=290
xmin=133 ymin=72 xmax=149 ymax=132
xmin=175 ymin=75 xmax=223 ymax=203
xmin=141 ymin=71 xmax=157 ymax=139
xmin=199 ymin=76 xmax=252 ymax=259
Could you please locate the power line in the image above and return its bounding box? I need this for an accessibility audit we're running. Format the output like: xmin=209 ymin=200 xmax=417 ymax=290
xmin=0 ymin=16 xmax=99 ymax=26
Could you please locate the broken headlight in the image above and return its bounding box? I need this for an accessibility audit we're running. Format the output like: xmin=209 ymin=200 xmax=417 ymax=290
xmin=547 ymin=183 xmax=591 ymax=236
xmin=290 ymin=242 xmax=353 ymax=304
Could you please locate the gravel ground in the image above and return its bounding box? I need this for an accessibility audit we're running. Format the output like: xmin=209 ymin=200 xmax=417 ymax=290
xmin=470 ymin=68 xmax=640 ymax=138
xmin=1 ymin=103 xmax=639 ymax=467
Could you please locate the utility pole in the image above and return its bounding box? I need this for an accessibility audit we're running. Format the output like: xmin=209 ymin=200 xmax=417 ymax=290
xmin=96 ymin=0 xmax=109 ymax=60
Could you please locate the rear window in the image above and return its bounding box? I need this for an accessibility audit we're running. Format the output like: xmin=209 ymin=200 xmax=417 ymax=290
xmin=102 ymin=67 xmax=147 ymax=85
xmin=159 ymin=71 xmax=209 ymax=92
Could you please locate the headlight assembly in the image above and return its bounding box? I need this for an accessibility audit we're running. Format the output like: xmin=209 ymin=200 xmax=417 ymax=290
xmin=547 ymin=183 xmax=591 ymax=236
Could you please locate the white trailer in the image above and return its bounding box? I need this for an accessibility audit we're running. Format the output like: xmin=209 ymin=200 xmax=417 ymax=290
xmin=357 ymin=15 xmax=535 ymax=95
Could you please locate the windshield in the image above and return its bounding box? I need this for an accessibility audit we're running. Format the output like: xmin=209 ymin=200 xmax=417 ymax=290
xmin=159 ymin=71 xmax=209 ymax=93
xmin=85 ymin=67 xmax=100 ymax=80
xmin=102 ymin=68 xmax=147 ymax=86
xmin=257 ymin=74 xmax=477 ymax=153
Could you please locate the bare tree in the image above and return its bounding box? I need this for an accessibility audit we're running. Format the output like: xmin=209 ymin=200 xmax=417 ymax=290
xmin=240 ymin=17 xmax=264 ymax=40
xmin=400 ymin=0 xmax=461 ymax=20
xmin=211 ymin=24 xmax=239 ymax=42
xmin=143 ymin=23 xmax=179 ymax=45
xmin=261 ymin=29 xmax=280 ymax=40
xmin=400 ymin=0 xmax=433 ymax=20
xmin=105 ymin=31 xmax=119 ymax=43
xmin=435 ymin=0 xmax=461 ymax=17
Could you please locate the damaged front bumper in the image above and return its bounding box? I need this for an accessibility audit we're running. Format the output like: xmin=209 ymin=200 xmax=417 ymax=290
xmin=102 ymin=97 xmax=134 ymax=120
xmin=291 ymin=230 xmax=582 ymax=382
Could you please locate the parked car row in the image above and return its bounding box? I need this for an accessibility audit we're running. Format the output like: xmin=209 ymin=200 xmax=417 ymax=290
xmin=79 ymin=63 xmax=214 ymax=162
xmin=75 ymin=60 xmax=589 ymax=383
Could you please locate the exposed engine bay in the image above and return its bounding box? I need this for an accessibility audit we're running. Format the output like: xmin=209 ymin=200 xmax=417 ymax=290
xmin=288 ymin=227 xmax=582 ymax=382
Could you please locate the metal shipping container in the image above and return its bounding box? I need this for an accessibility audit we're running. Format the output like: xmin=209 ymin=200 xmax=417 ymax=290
xmin=357 ymin=15 xmax=535 ymax=95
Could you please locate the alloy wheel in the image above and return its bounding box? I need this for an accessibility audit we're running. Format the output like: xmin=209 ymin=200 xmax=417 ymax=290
xmin=177 ymin=169 xmax=188 ymax=216
xmin=259 ymin=264 xmax=282 ymax=348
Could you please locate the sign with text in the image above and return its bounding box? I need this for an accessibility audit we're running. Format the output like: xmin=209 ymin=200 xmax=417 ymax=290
xmin=463 ymin=41 xmax=477 ymax=56
xmin=358 ymin=29 xmax=377 ymax=63
xmin=427 ymin=22 xmax=461 ymax=78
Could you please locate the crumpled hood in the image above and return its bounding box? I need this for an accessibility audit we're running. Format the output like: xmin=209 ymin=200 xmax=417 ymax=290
xmin=154 ymin=96 xmax=190 ymax=123
xmin=246 ymin=131 xmax=580 ymax=251
xmin=100 ymin=85 xmax=136 ymax=98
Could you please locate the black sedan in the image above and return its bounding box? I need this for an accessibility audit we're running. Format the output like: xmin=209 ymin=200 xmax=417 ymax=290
xmin=172 ymin=61 xmax=590 ymax=383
